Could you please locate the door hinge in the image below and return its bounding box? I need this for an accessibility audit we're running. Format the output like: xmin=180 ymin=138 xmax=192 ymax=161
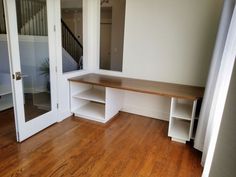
xmin=57 ymin=103 xmax=59 ymax=109
xmin=55 ymin=66 xmax=58 ymax=73
xmin=54 ymin=25 xmax=56 ymax=32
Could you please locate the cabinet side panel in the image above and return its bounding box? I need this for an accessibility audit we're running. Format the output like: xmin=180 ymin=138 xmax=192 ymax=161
xmin=105 ymin=87 xmax=124 ymax=121
xmin=168 ymin=97 xmax=174 ymax=136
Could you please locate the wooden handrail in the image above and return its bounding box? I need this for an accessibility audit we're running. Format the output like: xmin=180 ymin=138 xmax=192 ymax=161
xmin=61 ymin=19 xmax=83 ymax=49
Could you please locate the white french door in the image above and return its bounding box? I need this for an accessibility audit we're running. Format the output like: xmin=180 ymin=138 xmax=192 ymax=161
xmin=4 ymin=0 xmax=58 ymax=142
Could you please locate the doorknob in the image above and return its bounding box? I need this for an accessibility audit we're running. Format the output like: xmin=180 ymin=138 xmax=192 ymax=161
xmin=14 ymin=72 xmax=28 ymax=80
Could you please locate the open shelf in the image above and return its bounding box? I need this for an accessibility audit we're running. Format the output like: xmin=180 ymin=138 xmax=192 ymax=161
xmin=73 ymin=102 xmax=105 ymax=121
xmin=172 ymin=103 xmax=192 ymax=120
xmin=169 ymin=98 xmax=197 ymax=143
xmin=73 ymin=88 xmax=105 ymax=104
xmin=169 ymin=118 xmax=190 ymax=141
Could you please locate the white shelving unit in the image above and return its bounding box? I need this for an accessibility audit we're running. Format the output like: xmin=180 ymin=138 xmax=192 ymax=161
xmin=70 ymin=82 xmax=123 ymax=123
xmin=168 ymin=98 xmax=197 ymax=143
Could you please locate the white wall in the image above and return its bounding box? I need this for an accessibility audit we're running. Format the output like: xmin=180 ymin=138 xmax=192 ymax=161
xmin=122 ymin=91 xmax=171 ymax=121
xmin=121 ymin=0 xmax=223 ymax=87
xmin=208 ymin=59 xmax=236 ymax=177
xmin=62 ymin=48 xmax=78 ymax=72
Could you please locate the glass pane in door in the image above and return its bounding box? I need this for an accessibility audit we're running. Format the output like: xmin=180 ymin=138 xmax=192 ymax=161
xmin=15 ymin=0 xmax=51 ymax=122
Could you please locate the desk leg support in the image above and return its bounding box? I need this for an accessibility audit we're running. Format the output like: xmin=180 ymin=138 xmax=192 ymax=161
xmin=105 ymin=87 xmax=124 ymax=121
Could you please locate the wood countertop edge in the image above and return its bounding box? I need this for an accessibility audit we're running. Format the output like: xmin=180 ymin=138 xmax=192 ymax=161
xmin=69 ymin=75 xmax=204 ymax=100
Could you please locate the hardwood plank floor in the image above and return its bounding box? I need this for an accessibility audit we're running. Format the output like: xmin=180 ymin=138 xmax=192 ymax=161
xmin=0 ymin=111 xmax=203 ymax=177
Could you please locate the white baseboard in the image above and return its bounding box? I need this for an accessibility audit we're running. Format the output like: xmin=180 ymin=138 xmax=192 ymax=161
xmin=57 ymin=111 xmax=73 ymax=122
xmin=121 ymin=104 xmax=169 ymax=121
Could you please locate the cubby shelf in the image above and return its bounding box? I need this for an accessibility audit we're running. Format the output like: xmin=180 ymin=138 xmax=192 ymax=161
xmin=168 ymin=98 xmax=197 ymax=143
xmin=73 ymin=88 xmax=105 ymax=103
xmin=70 ymin=82 xmax=123 ymax=123
xmin=169 ymin=119 xmax=190 ymax=141
xmin=172 ymin=103 xmax=192 ymax=120
xmin=74 ymin=102 xmax=105 ymax=121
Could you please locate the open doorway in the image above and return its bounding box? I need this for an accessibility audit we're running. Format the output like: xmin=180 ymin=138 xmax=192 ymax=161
xmin=0 ymin=0 xmax=16 ymax=143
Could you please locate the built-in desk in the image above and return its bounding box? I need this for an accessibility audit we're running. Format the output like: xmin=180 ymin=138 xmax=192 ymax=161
xmin=69 ymin=73 xmax=204 ymax=143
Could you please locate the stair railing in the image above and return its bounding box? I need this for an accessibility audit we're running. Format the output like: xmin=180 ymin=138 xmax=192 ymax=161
xmin=61 ymin=19 xmax=83 ymax=69
xmin=0 ymin=0 xmax=6 ymax=34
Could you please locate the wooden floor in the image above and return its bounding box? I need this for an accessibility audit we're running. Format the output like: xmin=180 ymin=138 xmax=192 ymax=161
xmin=0 ymin=111 xmax=203 ymax=177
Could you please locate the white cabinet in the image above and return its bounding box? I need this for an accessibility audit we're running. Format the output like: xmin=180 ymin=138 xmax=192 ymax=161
xmin=168 ymin=98 xmax=197 ymax=143
xmin=70 ymin=82 xmax=123 ymax=123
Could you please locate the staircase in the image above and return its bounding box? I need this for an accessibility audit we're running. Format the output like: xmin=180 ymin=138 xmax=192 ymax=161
xmin=16 ymin=0 xmax=48 ymax=36
xmin=0 ymin=0 xmax=83 ymax=70
xmin=0 ymin=0 xmax=6 ymax=34
xmin=61 ymin=20 xmax=83 ymax=69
